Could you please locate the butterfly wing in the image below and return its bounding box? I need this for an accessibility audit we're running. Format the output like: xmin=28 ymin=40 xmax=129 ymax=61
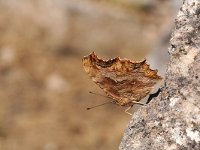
xmin=82 ymin=52 xmax=162 ymax=106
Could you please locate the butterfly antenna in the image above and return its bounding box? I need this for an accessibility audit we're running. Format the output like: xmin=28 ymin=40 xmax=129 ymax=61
xmin=86 ymin=101 xmax=114 ymax=110
xmin=89 ymin=91 xmax=111 ymax=99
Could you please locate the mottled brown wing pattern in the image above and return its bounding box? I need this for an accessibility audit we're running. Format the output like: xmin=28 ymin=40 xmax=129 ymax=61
xmin=82 ymin=52 xmax=162 ymax=107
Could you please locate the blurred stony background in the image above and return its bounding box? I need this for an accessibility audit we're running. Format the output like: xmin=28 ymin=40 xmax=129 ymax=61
xmin=0 ymin=0 xmax=181 ymax=150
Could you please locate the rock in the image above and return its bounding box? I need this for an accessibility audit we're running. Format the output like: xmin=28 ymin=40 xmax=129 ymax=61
xmin=119 ymin=0 xmax=200 ymax=149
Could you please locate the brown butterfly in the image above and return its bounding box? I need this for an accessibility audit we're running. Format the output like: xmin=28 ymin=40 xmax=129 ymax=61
xmin=82 ymin=52 xmax=162 ymax=115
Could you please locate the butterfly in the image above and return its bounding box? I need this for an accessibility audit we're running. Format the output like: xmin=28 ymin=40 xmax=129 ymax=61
xmin=82 ymin=52 xmax=162 ymax=115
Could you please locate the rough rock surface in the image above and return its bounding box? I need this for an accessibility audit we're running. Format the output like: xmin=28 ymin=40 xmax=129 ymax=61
xmin=119 ymin=0 xmax=200 ymax=149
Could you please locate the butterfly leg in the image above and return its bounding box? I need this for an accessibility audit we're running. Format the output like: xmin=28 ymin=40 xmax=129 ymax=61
xmin=124 ymin=106 xmax=133 ymax=116
xmin=131 ymin=100 xmax=147 ymax=106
